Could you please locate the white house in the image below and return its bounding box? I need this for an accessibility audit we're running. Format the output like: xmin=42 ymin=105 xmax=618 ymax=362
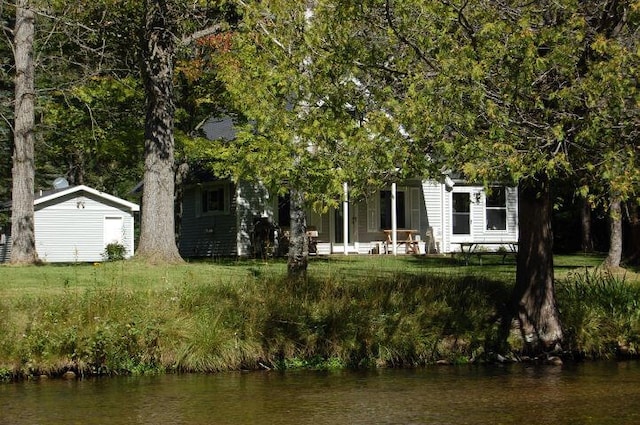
xmin=0 ymin=185 xmax=139 ymax=263
xmin=305 ymin=178 xmax=518 ymax=256
xmin=177 ymin=174 xmax=518 ymax=258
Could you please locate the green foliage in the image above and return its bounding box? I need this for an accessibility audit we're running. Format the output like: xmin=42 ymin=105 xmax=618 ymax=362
xmin=222 ymin=0 xmax=639 ymax=210
xmin=38 ymin=74 xmax=145 ymax=195
xmin=102 ymin=243 xmax=127 ymax=262
xmin=218 ymin=0 xmax=417 ymax=207
xmin=557 ymin=268 xmax=640 ymax=358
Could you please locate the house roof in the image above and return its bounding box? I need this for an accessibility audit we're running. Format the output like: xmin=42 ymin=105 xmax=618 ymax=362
xmin=2 ymin=185 xmax=140 ymax=212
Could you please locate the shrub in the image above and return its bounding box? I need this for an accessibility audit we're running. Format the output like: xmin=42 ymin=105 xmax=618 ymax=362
xmin=103 ymin=243 xmax=127 ymax=261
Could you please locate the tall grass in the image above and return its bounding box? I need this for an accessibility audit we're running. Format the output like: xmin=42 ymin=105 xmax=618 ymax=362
xmin=0 ymin=268 xmax=511 ymax=380
xmin=1 ymin=255 xmax=638 ymax=381
xmin=557 ymin=268 xmax=640 ymax=359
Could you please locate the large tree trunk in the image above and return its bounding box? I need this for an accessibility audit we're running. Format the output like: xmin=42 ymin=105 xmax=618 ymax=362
xmin=10 ymin=0 xmax=39 ymax=265
xmin=287 ymin=188 xmax=308 ymax=277
xmin=604 ymin=198 xmax=622 ymax=268
xmin=512 ymin=176 xmax=562 ymax=355
xmin=580 ymin=196 xmax=594 ymax=253
xmin=136 ymin=0 xmax=182 ymax=263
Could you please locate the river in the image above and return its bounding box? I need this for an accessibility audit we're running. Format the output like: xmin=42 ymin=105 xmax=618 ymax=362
xmin=1 ymin=361 xmax=639 ymax=424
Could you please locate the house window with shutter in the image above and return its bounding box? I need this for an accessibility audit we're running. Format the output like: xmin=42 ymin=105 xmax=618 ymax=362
xmin=200 ymin=184 xmax=230 ymax=215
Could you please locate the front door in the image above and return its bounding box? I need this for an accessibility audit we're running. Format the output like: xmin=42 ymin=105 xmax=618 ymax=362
xmin=332 ymin=203 xmax=358 ymax=253
xmin=451 ymin=192 xmax=471 ymax=238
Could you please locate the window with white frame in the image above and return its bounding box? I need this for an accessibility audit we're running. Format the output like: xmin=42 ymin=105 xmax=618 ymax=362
xmin=486 ymin=186 xmax=507 ymax=230
xmin=200 ymin=184 xmax=229 ymax=215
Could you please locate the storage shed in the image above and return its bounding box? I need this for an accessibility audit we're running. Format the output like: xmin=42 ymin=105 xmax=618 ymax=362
xmin=0 ymin=185 xmax=139 ymax=263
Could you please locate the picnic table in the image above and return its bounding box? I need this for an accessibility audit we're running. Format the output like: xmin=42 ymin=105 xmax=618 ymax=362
xmin=459 ymin=241 xmax=518 ymax=265
xmin=383 ymin=229 xmax=420 ymax=254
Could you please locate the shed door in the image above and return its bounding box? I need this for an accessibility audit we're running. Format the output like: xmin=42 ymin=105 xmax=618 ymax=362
xmin=104 ymin=216 xmax=124 ymax=246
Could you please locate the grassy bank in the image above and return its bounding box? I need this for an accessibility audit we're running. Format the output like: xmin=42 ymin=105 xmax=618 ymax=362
xmin=1 ymin=254 xmax=638 ymax=380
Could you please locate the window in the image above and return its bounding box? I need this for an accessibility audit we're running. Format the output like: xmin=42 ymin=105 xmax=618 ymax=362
xmin=452 ymin=192 xmax=470 ymax=234
xmin=201 ymin=184 xmax=229 ymax=215
xmin=380 ymin=190 xmax=405 ymax=229
xmin=486 ymin=187 xmax=507 ymax=230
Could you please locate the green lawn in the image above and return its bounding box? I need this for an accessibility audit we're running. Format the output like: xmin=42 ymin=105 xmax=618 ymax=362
xmin=0 ymin=252 xmax=618 ymax=299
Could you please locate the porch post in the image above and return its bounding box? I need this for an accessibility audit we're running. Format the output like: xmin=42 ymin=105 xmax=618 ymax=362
xmin=391 ymin=182 xmax=397 ymax=255
xmin=343 ymin=182 xmax=349 ymax=256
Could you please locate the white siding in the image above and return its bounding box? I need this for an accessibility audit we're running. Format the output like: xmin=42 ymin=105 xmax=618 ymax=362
xmin=34 ymin=192 xmax=135 ymax=262
xmin=236 ymin=181 xmax=273 ymax=257
xmin=422 ymin=181 xmax=444 ymax=252
xmin=445 ymin=185 xmax=519 ymax=253
xmin=0 ymin=235 xmax=11 ymax=263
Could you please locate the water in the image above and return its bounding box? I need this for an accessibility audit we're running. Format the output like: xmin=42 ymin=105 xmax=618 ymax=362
xmin=2 ymin=361 xmax=639 ymax=424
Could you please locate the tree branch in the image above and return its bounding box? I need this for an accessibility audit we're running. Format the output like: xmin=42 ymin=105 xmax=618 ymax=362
xmin=181 ymin=23 xmax=222 ymax=46
xmin=384 ymin=0 xmax=438 ymax=72
xmin=237 ymin=0 xmax=290 ymax=54
xmin=0 ymin=110 xmax=13 ymax=134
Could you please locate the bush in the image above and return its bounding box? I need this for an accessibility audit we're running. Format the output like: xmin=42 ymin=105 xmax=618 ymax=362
xmin=103 ymin=243 xmax=127 ymax=261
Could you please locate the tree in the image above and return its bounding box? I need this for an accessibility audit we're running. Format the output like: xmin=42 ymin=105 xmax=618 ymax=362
xmin=135 ymin=0 xmax=237 ymax=263
xmin=220 ymin=1 xmax=414 ymax=274
xmin=39 ymin=77 xmax=145 ymax=196
xmin=383 ymin=0 xmax=638 ymax=353
xmin=581 ymin=196 xmax=594 ymax=253
xmin=2 ymin=0 xmax=145 ymax=262
xmin=604 ymin=199 xmax=623 ymax=268
xmin=1 ymin=2 xmax=14 ymax=224
xmin=224 ymin=0 xmax=639 ymax=354
xmin=9 ymin=0 xmax=38 ymax=264
xmin=32 ymin=1 xmax=147 ymax=197
xmin=135 ymin=0 xmax=183 ymax=263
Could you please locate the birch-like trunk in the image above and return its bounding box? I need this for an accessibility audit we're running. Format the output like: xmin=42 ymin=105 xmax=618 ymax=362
xmin=287 ymin=187 xmax=308 ymax=277
xmin=10 ymin=0 xmax=39 ymax=265
xmin=136 ymin=0 xmax=182 ymax=263
xmin=604 ymin=199 xmax=622 ymax=268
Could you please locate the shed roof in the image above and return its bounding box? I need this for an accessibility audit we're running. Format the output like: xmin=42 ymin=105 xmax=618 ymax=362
xmin=35 ymin=185 xmax=140 ymax=212
xmin=2 ymin=185 xmax=140 ymax=212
